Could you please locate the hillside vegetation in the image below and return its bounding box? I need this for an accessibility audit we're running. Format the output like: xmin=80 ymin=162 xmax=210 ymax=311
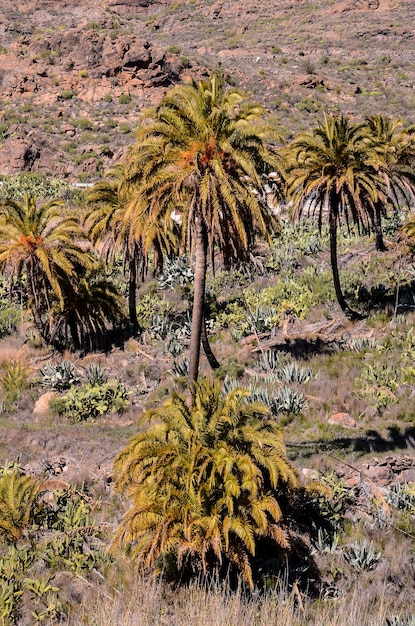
xmin=0 ymin=2 xmax=414 ymax=624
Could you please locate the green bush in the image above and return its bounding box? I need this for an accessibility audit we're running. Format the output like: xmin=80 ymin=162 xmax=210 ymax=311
xmin=0 ymin=464 xmax=111 ymax=623
xmin=60 ymin=89 xmax=75 ymax=100
xmin=51 ymin=380 xmax=129 ymax=421
xmin=0 ymin=308 xmax=20 ymax=339
xmin=118 ymin=94 xmax=132 ymax=104
xmin=118 ymin=122 xmax=132 ymax=134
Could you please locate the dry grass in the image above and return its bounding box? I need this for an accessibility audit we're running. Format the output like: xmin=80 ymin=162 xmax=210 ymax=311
xmin=67 ymin=574 xmax=409 ymax=626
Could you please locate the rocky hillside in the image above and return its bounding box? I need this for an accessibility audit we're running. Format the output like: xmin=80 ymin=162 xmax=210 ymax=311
xmin=0 ymin=0 xmax=414 ymax=180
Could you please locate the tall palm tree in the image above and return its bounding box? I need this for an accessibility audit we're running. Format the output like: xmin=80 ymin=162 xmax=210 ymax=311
xmin=85 ymin=163 xmax=178 ymax=335
xmin=113 ymin=379 xmax=298 ymax=589
xmin=0 ymin=194 xmax=92 ymax=344
xmin=286 ymin=114 xmax=385 ymax=319
xmin=125 ymin=74 xmax=282 ymax=382
xmin=363 ymin=115 xmax=415 ymax=251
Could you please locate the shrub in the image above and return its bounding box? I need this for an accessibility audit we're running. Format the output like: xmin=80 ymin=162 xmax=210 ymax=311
xmin=118 ymin=94 xmax=132 ymax=104
xmin=0 ymin=307 xmax=20 ymax=339
xmin=0 ymin=465 xmax=111 ymax=624
xmin=118 ymin=123 xmax=132 ymax=134
xmin=51 ymin=380 xmax=129 ymax=421
xmin=71 ymin=118 xmax=93 ymax=130
xmin=167 ymin=45 xmax=181 ymax=54
xmin=60 ymin=89 xmax=75 ymax=100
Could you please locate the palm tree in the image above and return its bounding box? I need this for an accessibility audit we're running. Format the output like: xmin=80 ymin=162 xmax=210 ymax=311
xmin=286 ymin=114 xmax=385 ymax=319
xmin=113 ymin=379 xmax=298 ymax=589
xmin=363 ymin=115 xmax=415 ymax=251
xmin=49 ymin=264 xmax=127 ymax=352
xmin=125 ymin=74 xmax=282 ymax=383
xmin=85 ymin=164 xmax=178 ymax=335
xmin=0 ymin=466 xmax=41 ymax=543
xmin=0 ymin=194 xmax=92 ymax=344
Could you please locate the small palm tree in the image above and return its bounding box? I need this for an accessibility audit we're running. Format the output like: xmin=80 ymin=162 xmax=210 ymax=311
xmin=85 ymin=163 xmax=178 ymax=334
xmin=0 ymin=194 xmax=92 ymax=344
xmin=0 ymin=466 xmax=41 ymax=543
xmin=125 ymin=74 xmax=283 ymax=382
xmin=49 ymin=264 xmax=127 ymax=352
xmin=113 ymin=379 xmax=298 ymax=589
xmin=286 ymin=114 xmax=385 ymax=319
xmin=363 ymin=115 xmax=415 ymax=251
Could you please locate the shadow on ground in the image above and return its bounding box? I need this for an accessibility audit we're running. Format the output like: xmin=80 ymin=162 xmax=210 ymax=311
xmin=288 ymin=425 xmax=415 ymax=459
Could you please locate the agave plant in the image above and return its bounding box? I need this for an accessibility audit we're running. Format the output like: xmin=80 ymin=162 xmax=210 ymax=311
xmin=386 ymin=616 xmax=415 ymax=626
xmin=342 ymin=336 xmax=379 ymax=352
xmin=274 ymin=361 xmax=313 ymax=384
xmin=40 ymin=361 xmax=80 ymax=391
xmin=167 ymin=356 xmax=189 ymax=379
xmin=344 ymin=539 xmax=381 ymax=571
xmin=84 ymin=363 xmax=108 ymax=386
xmin=386 ymin=482 xmax=415 ymax=510
xmin=157 ymin=255 xmax=193 ymax=290
xmin=273 ymin=386 xmax=307 ymax=414
xmin=311 ymin=527 xmax=339 ymax=555
xmin=255 ymin=349 xmax=282 ymax=372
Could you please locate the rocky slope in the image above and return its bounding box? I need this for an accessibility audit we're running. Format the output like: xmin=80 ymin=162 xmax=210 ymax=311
xmin=0 ymin=0 xmax=414 ymax=180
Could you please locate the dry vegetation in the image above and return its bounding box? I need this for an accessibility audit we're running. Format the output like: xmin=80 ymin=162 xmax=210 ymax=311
xmin=0 ymin=2 xmax=415 ymax=624
xmin=1 ymin=217 xmax=415 ymax=624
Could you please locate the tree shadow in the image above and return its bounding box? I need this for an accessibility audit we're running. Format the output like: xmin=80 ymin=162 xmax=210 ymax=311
xmin=288 ymin=425 xmax=415 ymax=459
xmin=269 ymin=337 xmax=339 ymax=359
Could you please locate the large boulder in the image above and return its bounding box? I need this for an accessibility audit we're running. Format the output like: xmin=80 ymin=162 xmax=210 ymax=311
xmin=33 ymin=392 xmax=58 ymax=417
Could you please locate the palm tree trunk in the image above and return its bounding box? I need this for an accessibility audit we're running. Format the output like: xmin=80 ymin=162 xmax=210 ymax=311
xmin=201 ymin=312 xmax=220 ymax=370
xmin=25 ymin=258 xmax=51 ymax=345
xmin=189 ymin=214 xmax=207 ymax=383
xmin=374 ymin=201 xmax=386 ymax=252
xmin=329 ymin=210 xmax=365 ymax=321
xmin=128 ymin=245 xmax=140 ymax=335
xmin=68 ymin=311 xmax=82 ymax=351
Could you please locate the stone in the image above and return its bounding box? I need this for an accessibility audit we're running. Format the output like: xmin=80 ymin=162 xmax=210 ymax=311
xmin=0 ymin=137 xmax=40 ymax=175
xmin=366 ymin=464 xmax=394 ymax=485
xmin=399 ymin=469 xmax=415 ymax=483
xmin=328 ymin=412 xmax=357 ymax=428
xmin=33 ymin=392 xmax=58 ymax=417
xmin=300 ymin=467 xmax=320 ymax=481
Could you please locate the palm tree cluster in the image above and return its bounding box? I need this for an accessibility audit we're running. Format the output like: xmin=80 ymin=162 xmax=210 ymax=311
xmin=2 ymin=73 xmax=415 ymax=593
xmin=0 ymin=195 xmax=125 ymax=351
xmin=113 ymin=379 xmax=299 ymax=589
xmin=286 ymin=114 xmax=415 ymax=318
xmin=1 ymin=73 xmax=415 ymax=367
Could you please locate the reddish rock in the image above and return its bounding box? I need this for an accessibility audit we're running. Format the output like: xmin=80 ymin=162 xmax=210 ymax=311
xmin=33 ymin=392 xmax=58 ymax=417
xmin=0 ymin=137 xmax=39 ymax=175
xmin=366 ymin=463 xmax=394 ymax=485
xmin=61 ymin=123 xmax=76 ymax=136
xmin=399 ymin=469 xmax=415 ymax=483
xmin=328 ymin=412 xmax=357 ymax=428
